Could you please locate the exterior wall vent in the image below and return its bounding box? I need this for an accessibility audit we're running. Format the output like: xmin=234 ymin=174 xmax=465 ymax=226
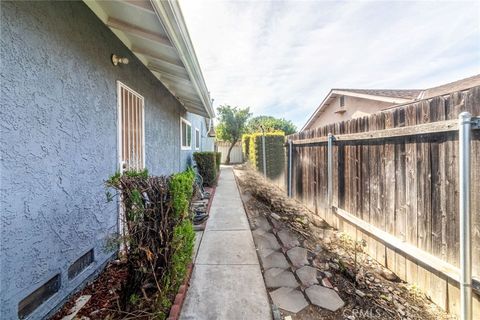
xmin=18 ymin=274 xmax=61 ymax=319
xmin=68 ymin=249 xmax=94 ymax=280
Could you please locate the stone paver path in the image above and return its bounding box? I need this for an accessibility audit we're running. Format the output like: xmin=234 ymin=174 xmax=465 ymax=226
xmin=180 ymin=167 xmax=271 ymax=320
xmin=269 ymin=287 xmax=309 ymax=314
xmin=306 ymin=285 xmax=345 ymax=311
xmin=237 ymin=168 xmax=346 ymax=315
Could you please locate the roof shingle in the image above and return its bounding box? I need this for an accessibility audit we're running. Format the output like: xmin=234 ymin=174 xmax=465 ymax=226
xmin=333 ymin=88 xmax=422 ymax=100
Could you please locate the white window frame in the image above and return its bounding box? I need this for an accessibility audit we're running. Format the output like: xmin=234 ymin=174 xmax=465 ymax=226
xmin=117 ymin=81 xmax=145 ymax=171
xmin=195 ymin=128 xmax=201 ymax=150
xmin=180 ymin=117 xmax=192 ymax=150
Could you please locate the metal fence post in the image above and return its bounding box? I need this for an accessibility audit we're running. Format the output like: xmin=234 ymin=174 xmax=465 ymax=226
xmin=288 ymin=140 xmax=293 ymax=197
xmin=327 ymin=133 xmax=334 ymax=206
xmin=459 ymin=111 xmax=472 ymax=320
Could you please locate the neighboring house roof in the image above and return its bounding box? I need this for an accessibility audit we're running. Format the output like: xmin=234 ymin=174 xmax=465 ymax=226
xmin=419 ymin=74 xmax=480 ymax=99
xmin=84 ymin=0 xmax=214 ymax=118
xmin=301 ymin=88 xmax=416 ymax=131
xmin=301 ymin=74 xmax=480 ymax=131
xmin=334 ymin=89 xmax=422 ymax=100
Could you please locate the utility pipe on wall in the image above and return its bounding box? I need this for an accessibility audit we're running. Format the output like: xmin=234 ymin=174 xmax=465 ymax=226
xmin=459 ymin=111 xmax=472 ymax=320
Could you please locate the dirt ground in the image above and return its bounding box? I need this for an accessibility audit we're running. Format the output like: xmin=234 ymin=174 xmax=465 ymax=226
xmin=234 ymin=164 xmax=455 ymax=320
xmin=50 ymin=261 xmax=129 ymax=320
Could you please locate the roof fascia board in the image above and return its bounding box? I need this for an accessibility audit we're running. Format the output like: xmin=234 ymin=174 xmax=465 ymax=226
xmin=332 ymin=89 xmax=412 ymax=104
xmin=301 ymin=90 xmax=335 ymax=131
xmin=150 ymin=0 xmax=214 ymax=118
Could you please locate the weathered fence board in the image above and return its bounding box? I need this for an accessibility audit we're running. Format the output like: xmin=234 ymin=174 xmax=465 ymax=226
xmin=287 ymin=86 xmax=480 ymax=317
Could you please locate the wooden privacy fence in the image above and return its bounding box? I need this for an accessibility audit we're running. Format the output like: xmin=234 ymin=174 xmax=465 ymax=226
xmin=216 ymin=141 xmax=243 ymax=164
xmin=286 ymin=86 xmax=480 ymax=317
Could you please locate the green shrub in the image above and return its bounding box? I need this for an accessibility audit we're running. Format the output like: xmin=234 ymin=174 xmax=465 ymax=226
xmin=169 ymin=169 xmax=195 ymax=293
xmin=105 ymin=167 xmax=196 ymax=319
xmin=215 ymin=152 xmax=222 ymax=171
xmin=242 ymin=134 xmax=251 ymax=159
xmin=170 ymin=167 xmax=195 ymax=219
xmin=193 ymin=152 xmax=217 ymax=186
xmin=249 ymin=131 xmax=285 ymax=179
xmin=169 ymin=219 xmax=195 ymax=292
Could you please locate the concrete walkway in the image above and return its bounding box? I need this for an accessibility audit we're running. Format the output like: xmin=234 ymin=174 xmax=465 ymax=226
xmin=180 ymin=166 xmax=271 ymax=320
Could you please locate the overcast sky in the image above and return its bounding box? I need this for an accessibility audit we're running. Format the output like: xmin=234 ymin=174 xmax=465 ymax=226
xmin=180 ymin=0 xmax=480 ymax=128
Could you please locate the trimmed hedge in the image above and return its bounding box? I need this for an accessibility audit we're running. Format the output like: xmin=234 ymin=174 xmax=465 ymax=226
xmin=248 ymin=131 xmax=285 ymax=179
xmin=105 ymin=168 xmax=195 ymax=318
xmin=215 ymin=152 xmax=221 ymax=172
xmin=193 ymin=152 xmax=217 ymax=186
xmin=242 ymin=134 xmax=251 ymax=159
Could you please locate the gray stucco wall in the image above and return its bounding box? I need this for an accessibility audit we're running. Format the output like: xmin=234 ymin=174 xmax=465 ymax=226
xmin=0 ymin=1 xmax=203 ymax=318
xmin=180 ymin=112 xmax=215 ymax=170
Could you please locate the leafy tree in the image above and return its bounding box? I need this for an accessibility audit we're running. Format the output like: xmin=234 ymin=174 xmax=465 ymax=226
xmin=216 ymin=105 xmax=251 ymax=164
xmin=246 ymin=116 xmax=297 ymax=135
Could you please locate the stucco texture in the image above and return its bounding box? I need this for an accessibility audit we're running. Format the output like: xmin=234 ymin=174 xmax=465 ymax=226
xmin=0 ymin=1 xmax=197 ymax=318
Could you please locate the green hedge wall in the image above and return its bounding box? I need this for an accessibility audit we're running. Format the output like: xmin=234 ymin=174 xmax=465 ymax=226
xmin=193 ymin=152 xmax=217 ymax=186
xmin=248 ymin=131 xmax=285 ymax=179
xmin=242 ymin=134 xmax=251 ymax=159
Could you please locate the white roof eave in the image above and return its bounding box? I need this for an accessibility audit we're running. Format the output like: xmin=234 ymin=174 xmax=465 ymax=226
xmin=83 ymin=0 xmax=214 ymax=119
xmin=150 ymin=0 xmax=215 ymax=118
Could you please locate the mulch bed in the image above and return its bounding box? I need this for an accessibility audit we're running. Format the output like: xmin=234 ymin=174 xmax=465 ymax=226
xmin=50 ymin=261 xmax=128 ymax=320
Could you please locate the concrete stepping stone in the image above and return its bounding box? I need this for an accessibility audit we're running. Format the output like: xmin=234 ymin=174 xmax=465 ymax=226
xmin=305 ymin=285 xmax=345 ymax=312
xmin=269 ymin=287 xmax=308 ymax=313
xmin=251 ymin=215 xmax=272 ymax=232
xmin=277 ymin=229 xmax=300 ymax=249
xmin=252 ymin=228 xmax=267 ymax=237
xmin=258 ymin=247 xmax=275 ymax=258
xmin=253 ymin=232 xmax=281 ymax=251
xmin=270 ymin=218 xmax=284 ymax=232
xmin=259 ymin=251 xmax=290 ymax=270
xmin=286 ymin=247 xmax=309 ymax=268
xmin=295 ymin=266 xmax=319 ymax=287
xmin=264 ymin=268 xmax=299 ymax=289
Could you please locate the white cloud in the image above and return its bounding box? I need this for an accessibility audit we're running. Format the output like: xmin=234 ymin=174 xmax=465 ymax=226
xmin=180 ymin=0 xmax=480 ymax=128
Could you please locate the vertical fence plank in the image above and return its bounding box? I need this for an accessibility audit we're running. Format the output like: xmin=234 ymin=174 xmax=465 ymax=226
xmin=405 ymin=103 xmax=418 ymax=283
xmin=393 ymin=107 xmax=407 ymax=280
xmin=416 ymin=100 xmax=432 ymax=299
xmin=376 ymin=113 xmax=387 ymax=266
xmin=445 ymin=92 xmax=462 ymax=268
xmin=430 ymin=96 xmax=448 ymax=310
xmin=384 ymin=111 xmax=396 ymax=270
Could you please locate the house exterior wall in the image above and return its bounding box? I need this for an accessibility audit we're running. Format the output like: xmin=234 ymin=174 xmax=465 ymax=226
xmin=307 ymin=96 xmax=394 ymax=129
xmin=0 ymin=2 xmax=208 ymax=319
xmin=180 ymin=112 xmax=215 ymax=170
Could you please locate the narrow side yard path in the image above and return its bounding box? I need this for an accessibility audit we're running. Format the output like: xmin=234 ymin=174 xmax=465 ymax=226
xmin=180 ymin=166 xmax=272 ymax=320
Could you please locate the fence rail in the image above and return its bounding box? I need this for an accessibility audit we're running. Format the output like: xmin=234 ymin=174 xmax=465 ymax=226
xmin=286 ymin=86 xmax=480 ymax=317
